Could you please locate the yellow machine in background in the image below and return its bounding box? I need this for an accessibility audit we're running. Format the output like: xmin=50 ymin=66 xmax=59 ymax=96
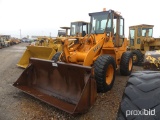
xmin=14 ymin=9 xmax=133 ymax=114
xmin=10 ymin=38 xmax=21 ymax=44
xmin=0 ymin=36 xmax=5 ymax=48
xmin=30 ymin=36 xmax=59 ymax=47
xmin=17 ymin=21 xmax=89 ymax=68
xmin=0 ymin=35 xmax=11 ymax=47
xmin=118 ymin=25 xmax=160 ymax=119
xmin=128 ymin=24 xmax=160 ymax=69
xmin=17 ymin=36 xmax=61 ymax=68
xmin=0 ymin=35 xmax=20 ymax=48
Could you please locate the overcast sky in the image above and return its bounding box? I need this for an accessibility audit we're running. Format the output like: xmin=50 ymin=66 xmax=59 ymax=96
xmin=0 ymin=0 xmax=159 ymax=38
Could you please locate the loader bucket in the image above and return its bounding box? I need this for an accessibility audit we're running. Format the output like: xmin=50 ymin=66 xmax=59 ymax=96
xmin=143 ymin=50 xmax=160 ymax=70
xmin=17 ymin=46 xmax=56 ymax=68
xmin=13 ymin=58 xmax=97 ymax=115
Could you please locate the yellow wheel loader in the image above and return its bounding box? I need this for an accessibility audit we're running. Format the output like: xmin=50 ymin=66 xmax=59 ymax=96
xmin=128 ymin=24 xmax=160 ymax=69
xmin=0 ymin=35 xmax=11 ymax=47
xmin=17 ymin=37 xmax=61 ymax=68
xmin=17 ymin=21 xmax=89 ymax=68
xmin=13 ymin=9 xmax=133 ymax=115
xmin=0 ymin=37 xmax=5 ymax=48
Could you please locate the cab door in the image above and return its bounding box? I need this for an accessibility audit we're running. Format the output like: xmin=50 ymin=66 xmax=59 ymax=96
xmin=129 ymin=29 xmax=135 ymax=47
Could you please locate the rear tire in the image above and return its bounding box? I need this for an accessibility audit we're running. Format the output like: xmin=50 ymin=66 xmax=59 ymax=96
xmin=132 ymin=50 xmax=143 ymax=66
xmin=94 ymin=55 xmax=116 ymax=93
xmin=117 ymin=71 xmax=160 ymax=120
xmin=120 ymin=51 xmax=133 ymax=76
xmin=52 ymin=52 xmax=61 ymax=62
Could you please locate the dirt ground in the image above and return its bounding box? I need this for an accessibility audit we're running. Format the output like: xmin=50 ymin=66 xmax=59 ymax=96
xmin=0 ymin=43 xmax=143 ymax=120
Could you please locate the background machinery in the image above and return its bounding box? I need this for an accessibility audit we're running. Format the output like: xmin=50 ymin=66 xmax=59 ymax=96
xmin=0 ymin=35 xmax=20 ymax=48
xmin=117 ymin=25 xmax=160 ymax=120
xmin=128 ymin=24 xmax=160 ymax=69
xmin=13 ymin=9 xmax=133 ymax=115
xmin=17 ymin=21 xmax=89 ymax=68
xmin=0 ymin=36 xmax=5 ymax=48
xmin=17 ymin=36 xmax=60 ymax=68
xmin=0 ymin=35 xmax=11 ymax=47
xmin=10 ymin=37 xmax=21 ymax=44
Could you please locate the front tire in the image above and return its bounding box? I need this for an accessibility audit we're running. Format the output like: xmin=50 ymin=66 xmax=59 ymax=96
xmin=94 ymin=55 xmax=116 ymax=93
xmin=132 ymin=50 xmax=143 ymax=66
xmin=52 ymin=52 xmax=61 ymax=62
xmin=120 ymin=51 xmax=133 ymax=76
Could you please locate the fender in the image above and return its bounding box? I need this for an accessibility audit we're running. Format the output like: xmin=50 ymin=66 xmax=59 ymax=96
xmin=83 ymin=38 xmax=104 ymax=66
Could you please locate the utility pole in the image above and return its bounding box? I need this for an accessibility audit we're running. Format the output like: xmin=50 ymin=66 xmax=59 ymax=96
xmin=50 ymin=32 xmax=51 ymax=38
xmin=20 ymin=29 xmax=21 ymax=39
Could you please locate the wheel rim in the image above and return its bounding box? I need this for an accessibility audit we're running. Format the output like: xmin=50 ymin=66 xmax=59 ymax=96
xmin=129 ymin=58 xmax=132 ymax=71
xmin=133 ymin=54 xmax=138 ymax=63
xmin=106 ymin=64 xmax=114 ymax=85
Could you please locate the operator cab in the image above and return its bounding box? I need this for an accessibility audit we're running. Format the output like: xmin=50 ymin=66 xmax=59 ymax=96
xmin=129 ymin=24 xmax=153 ymax=48
xmin=70 ymin=21 xmax=89 ymax=37
xmin=89 ymin=9 xmax=125 ymax=46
